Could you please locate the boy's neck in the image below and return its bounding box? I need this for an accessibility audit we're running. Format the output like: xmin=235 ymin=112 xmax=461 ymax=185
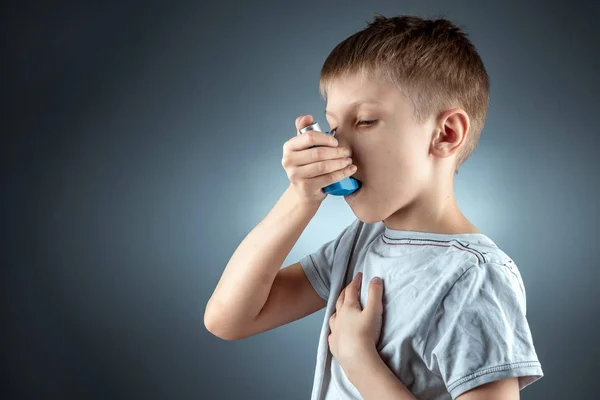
xmin=382 ymin=183 xmax=480 ymax=235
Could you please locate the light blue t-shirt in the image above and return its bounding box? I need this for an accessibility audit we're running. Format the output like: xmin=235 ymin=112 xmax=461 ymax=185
xmin=300 ymin=219 xmax=543 ymax=400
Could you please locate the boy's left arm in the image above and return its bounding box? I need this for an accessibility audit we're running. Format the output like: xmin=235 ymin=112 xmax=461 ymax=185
xmin=331 ymin=273 xmax=520 ymax=400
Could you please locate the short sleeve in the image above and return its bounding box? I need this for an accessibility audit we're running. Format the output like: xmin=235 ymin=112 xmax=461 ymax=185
xmin=422 ymin=262 xmax=544 ymax=399
xmin=299 ymin=220 xmax=357 ymax=301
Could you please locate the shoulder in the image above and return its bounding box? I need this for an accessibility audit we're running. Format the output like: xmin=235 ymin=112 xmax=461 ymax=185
xmin=445 ymin=233 xmax=526 ymax=293
xmin=443 ymin=258 xmax=528 ymax=318
xmin=465 ymin=240 xmax=528 ymax=302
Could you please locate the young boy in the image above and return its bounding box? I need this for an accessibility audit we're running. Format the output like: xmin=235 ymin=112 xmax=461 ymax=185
xmin=204 ymin=14 xmax=543 ymax=400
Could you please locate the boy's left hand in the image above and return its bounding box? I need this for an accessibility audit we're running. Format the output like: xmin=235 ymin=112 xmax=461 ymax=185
xmin=328 ymin=272 xmax=384 ymax=374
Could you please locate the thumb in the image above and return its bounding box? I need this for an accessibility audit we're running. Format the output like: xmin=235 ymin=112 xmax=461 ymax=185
xmin=365 ymin=277 xmax=384 ymax=316
xmin=296 ymin=114 xmax=314 ymax=135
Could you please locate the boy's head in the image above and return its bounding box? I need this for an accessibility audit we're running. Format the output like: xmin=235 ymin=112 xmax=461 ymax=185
xmin=320 ymin=14 xmax=489 ymax=226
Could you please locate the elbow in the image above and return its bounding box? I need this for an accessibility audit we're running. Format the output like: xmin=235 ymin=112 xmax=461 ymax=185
xmin=204 ymin=304 xmax=244 ymax=341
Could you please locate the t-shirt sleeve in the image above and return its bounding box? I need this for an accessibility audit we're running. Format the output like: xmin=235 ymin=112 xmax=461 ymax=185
xmin=299 ymin=220 xmax=357 ymax=301
xmin=421 ymin=262 xmax=544 ymax=399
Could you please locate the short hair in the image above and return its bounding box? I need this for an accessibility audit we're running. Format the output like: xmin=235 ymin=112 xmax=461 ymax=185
xmin=319 ymin=14 xmax=490 ymax=171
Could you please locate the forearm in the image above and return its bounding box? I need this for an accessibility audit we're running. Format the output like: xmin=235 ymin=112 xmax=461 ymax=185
xmin=205 ymin=185 xmax=319 ymax=335
xmin=346 ymin=349 xmax=417 ymax=400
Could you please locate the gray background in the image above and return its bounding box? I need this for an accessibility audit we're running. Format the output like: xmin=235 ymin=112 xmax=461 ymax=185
xmin=3 ymin=0 xmax=599 ymax=399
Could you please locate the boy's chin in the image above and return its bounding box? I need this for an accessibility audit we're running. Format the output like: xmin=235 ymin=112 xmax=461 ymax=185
xmin=345 ymin=188 xmax=381 ymax=224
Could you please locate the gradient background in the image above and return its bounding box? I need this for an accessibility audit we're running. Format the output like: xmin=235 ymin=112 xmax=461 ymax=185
xmin=3 ymin=1 xmax=599 ymax=399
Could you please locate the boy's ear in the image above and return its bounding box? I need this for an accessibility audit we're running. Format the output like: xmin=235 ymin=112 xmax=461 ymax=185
xmin=430 ymin=108 xmax=470 ymax=159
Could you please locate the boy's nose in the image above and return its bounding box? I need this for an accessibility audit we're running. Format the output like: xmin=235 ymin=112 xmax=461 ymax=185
xmin=331 ymin=134 xmax=352 ymax=154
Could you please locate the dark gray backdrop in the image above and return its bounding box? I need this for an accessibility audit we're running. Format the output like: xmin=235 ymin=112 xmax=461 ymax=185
xmin=3 ymin=0 xmax=599 ymax=399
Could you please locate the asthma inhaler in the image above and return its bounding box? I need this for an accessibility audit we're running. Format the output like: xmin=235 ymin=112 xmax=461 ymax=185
xmin=299 ymin=121 xmax=361 ymax=196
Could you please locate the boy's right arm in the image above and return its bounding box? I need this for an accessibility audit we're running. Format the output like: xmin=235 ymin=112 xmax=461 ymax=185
xmin=204 ymin=115 xmax=356 ymax=340
xmin=204 ymin=185 xmax=324 ymax=340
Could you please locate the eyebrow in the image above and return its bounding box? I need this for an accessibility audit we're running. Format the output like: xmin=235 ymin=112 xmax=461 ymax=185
xmin=325 ymin=100 xmax=382 ymax=117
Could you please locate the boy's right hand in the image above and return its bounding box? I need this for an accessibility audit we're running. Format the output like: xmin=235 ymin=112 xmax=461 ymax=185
xmin=282 ymin=114 xmax=356 ymax=206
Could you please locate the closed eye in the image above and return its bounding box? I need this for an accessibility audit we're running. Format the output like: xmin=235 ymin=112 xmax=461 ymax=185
xmin=359 ymin=120 xmax=377 ymax=127
xmin=330 ymin=120 xmax=377 ymax=135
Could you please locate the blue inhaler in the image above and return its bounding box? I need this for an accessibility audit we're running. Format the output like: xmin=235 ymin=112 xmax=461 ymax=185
xmin=299 ymin=121 xmax=362 ymax=196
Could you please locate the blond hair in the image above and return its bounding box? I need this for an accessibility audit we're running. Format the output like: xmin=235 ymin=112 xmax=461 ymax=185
xmin=319 ymin=14 xmax=490 ymax=170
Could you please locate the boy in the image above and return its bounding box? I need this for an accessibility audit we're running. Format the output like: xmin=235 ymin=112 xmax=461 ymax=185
xmin=204 ymin=14 xmax=543 ymax=400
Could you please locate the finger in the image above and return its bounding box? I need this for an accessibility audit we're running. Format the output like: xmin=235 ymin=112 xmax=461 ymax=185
xmin=328 ymin=312 xmax=336 ymax=328
xmin=336 ymin=289 xmax=345 ymax=311
xmin=287 ymin=114 xmax=338 ymax=152
xmin=296 ymin=114 xmax=314 ymax=135
xmin=344 ymin=272 xmax=362 ymax=309
xmin=286 ymin=130 xmax=339 ymax=154
xmin=291 ymin=146 xmax=351 ymax=168
xmin=365 ymin=277 xmax=384 ymax=316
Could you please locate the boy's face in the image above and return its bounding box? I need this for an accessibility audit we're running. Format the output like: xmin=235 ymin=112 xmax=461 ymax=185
xmin=324 ymin=72 xmax=436 ymax=224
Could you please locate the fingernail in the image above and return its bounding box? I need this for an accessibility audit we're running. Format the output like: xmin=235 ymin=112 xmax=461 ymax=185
xmin=372 ymin=277 xmax=382 ymax=285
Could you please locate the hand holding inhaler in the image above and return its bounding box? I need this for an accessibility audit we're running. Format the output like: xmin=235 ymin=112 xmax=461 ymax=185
xmin=282 ymin=115 xmax=362 ymax=206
